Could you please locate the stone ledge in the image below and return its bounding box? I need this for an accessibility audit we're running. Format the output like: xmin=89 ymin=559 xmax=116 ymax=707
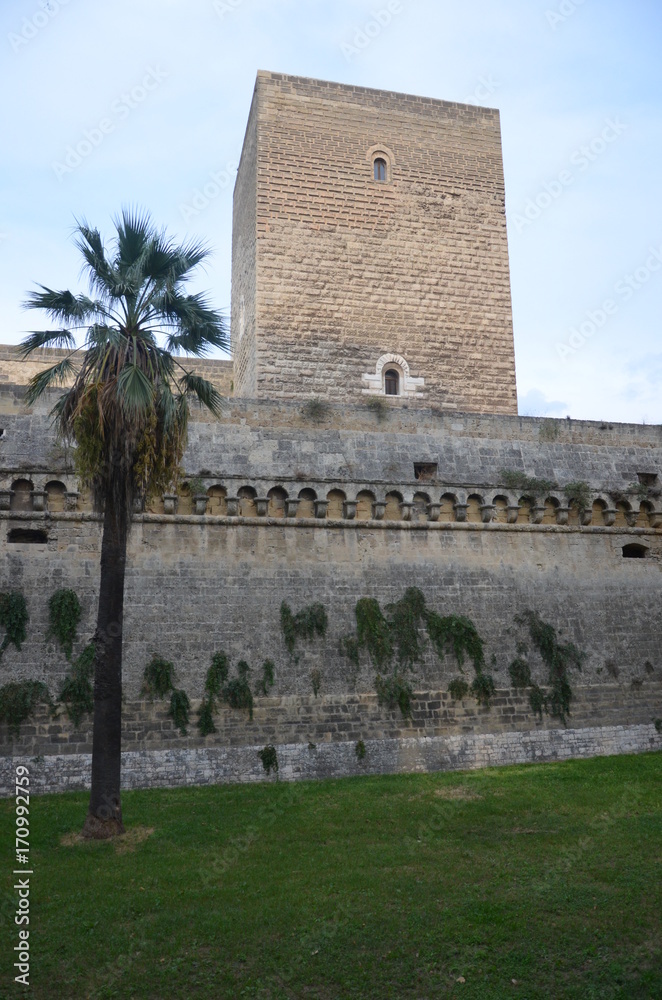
xmin=0 ymin=510 xmax=659 ymax=535
xmin=2 ymin=723 xmax=660 ymax=796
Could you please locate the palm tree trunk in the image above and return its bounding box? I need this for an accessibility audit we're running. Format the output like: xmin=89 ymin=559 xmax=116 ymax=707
xmin=81 ymin=490 xmax=128 ymax=839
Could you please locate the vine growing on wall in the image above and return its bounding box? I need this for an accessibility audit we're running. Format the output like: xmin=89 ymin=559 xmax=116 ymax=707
xmin=342 ymin=588 xmax=495 ymax=717
xmin=0 ymin=591 xmax=29 ymax=659
xmin=197 ymin=651 xmax=229 ymax=736
xmin=0 ymin=680 xmax=53 ymax=737
xmin=426 ymin=612 xmax=484 ymax=671
xmin=197 ymin=652 xmax=257 ymax=735
xmin=280 ymin=601 xmax=328 ymax=658
xmin=564 ymin=481 xmax=592 ymax=513
xmin=499 ymin=469 xmax=556 ymax=498
xmin=515 ymin=610 xmax=585 ymax=725
xmin=256 ymin=659 xmax=275 ymax=697
xmin=59 ymin=642 xmax=95 ymax=727
xmin=47 ymin=588 xmax=82 ymax=661
xmin=258 ymin=744 xmax=278 ymax=775
xmin=141 ymin=655 xmax=190 ymax=735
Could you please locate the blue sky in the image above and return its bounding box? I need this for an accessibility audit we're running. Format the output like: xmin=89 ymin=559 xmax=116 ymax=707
xmin=1 ymin=0 xmax=660 ymax=423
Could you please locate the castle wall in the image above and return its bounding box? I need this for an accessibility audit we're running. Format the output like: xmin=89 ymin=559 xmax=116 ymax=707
xmin=1 ymin=389 xmax=660 ymax=791
xmin=232 ymin=72 xmax=517 ymax=411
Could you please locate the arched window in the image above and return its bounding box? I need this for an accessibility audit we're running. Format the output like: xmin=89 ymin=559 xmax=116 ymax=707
xmin=373 ymin=157 xmax=387 ymax=182
xmin=384 ymin=368 xmax=399 ymax=395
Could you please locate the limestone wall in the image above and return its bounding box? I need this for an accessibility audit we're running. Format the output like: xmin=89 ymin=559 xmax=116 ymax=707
xmin=1 ymin=387 xmax=660 ymax=785
xmin=232 ymin=72 xmax=517 ymax=411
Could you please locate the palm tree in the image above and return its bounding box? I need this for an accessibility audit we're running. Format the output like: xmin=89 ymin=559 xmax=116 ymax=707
xmin=20 ymin=210 xmax=228 ymax=838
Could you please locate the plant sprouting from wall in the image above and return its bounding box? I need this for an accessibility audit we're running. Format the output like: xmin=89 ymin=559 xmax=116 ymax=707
xmin=426 ymin=612 xmax=485 ymax=671
xmin=386 ymin=588 xmax=427 ymax=668
xmin=310 ymin=668 xmax=322 ymax=697
xmin=59 ymin=642 xmax=95 ymax=727
xmin=141 ymin=656 xmax=175 ymax=699
xmin=197 ymin=651 xmax=229 ymax=736
xmin=0 ymin=680 xmax=53 ymax=737
xmin=258 ymin=743 xmax=278 ymax=775
xmin=140 ymin=655 xmax=190 ymax=734
xmin=280 ymin=601 xmax=328 ymax=658
xmin=223 ymin=660 xmax=254 ymax=720
xmin=355 ymin=598 xmax=392 ymax=669
xmin=564 ymin=481 xmax=592 ymax=512
xmin=355 ymin=739 xmax=367 ymax=761
xmin=256 ymin=659 xmax=275 ymax=697
xmin=300 ymin=398 xmax=329 ymax=423
xmin=448 ymin=678 xmax=469 ymax=700
xmin=516 ymin=610 xmax=585 ymax=725
xmin=48 ymin=588 xmax=82 ymax=661
xmin=470 ymin=671 xmax=496 ymax=707
xmin=499 ymin=470 xmax=556 ymax=499
xmin=169 ymin=689 xmax=191 ymax=736
xmin=508 ymin=657 xmax=532 ymax=688
xmin=0 ymin=591 xmax=29 ymax=659
xmin=375 ymin=673 xmax=413 ymax=719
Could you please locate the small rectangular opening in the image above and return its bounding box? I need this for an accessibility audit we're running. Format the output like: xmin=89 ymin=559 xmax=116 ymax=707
xmin=8 ymin=528 xmax=48 ymax=544
xmin=414 ymin=463 xmax=438 ymax=482
xmin=637 ymin=473 xmax=659 ymax=488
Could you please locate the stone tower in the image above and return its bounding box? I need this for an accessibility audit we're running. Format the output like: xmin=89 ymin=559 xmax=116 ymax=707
xmin=232 ymin=71 xmax=517 ymax=413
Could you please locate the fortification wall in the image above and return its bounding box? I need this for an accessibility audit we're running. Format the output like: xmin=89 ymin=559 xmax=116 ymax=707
xmin=1 ymin=388 xmax=660 ymax=790
xmin=233 ymin=72 xmax=517 ymax=410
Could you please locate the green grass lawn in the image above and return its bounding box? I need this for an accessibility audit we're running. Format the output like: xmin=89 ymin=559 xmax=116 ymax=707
xmin=2 ymin=753 xmax=661 ymax=999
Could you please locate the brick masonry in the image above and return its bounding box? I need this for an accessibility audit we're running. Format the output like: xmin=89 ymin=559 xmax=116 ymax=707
xmin=231 ymin=72 xmax=518 ymax=411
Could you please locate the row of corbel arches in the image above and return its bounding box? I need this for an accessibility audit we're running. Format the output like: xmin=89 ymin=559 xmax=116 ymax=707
xmin=155 ymin=484 xmax=662 ymax=528
xmin=2 ymin=478 xmax=660 ymax=529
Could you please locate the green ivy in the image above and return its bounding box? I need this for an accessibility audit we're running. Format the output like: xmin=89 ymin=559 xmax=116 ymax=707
xmin=168 ymin=689 xmax=190 ymax=736
xmin=280 ymin=601 xmax=328 ymax=657
xmin=0 ymin=591 xmax=29 ymax=658
xmin=339 ymin=635 xmax=360 ymax=669
xmin=386 ymin=588 xmax=427 ymax=668
xmin=375 ymin=673 xmax=413 ymax=719
xmin=448 ymin=677 xmax=469 ymax=700
xmin=197 ymin=652 xmax=230 ymax=736
xmin=47 ymin=588 xmax=81 ymax=661
xmin=256 ymin=659 xmax=275 ymax=697
xmin=564 ymin=481 xmax=592 ymax=512
xmin=0 ymin=680 xmax=53 ymax=736
xmin=355 ymin=739 xmax=367 ymax=760
xmin=197 ymin=698 xmax=216 ymax=737
xmin=310 ymin=668 xmax=321 ymax=697
xmin=355 ymin=598 xmax=392 ymax=669
xmin=517 ymin=610 xmax=585 ymax=725
xmin=205 ymin=651 xmax=230 ymax=699
xmin=426 ymin=612 xmax=485 ymax=670
xmin=470 ymin=671 xmax=496 ymax=707
xmin=258 ymin=744 xmax=278 ymax=775
xmin=141 ymin=656 xmax=175 ymax=698
xmin=223 ymin=660 xmax=254 ymax=720
xmin=499 ymin=469 xmax=557 ymax=498
xmin=508 ymin=657 xmax=532 ymax=688
xmin=59 ymin=642 xmax=95 ymax=727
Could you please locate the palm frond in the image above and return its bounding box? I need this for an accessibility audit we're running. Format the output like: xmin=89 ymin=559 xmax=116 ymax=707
xmin=24 ymin=356 xmax=78 ymax=405
xmin=113 ymin=208 xmax=154 ymax=269
xmin=73 ymin=221 xmax=116 ymax=296
xmin=116 ymin=363 xmax=154 ymax=417
xmin=18 ymin=330 xmax=77 ymax=357
xmin=152 ymin=290 xmax=229 ymax=355
xmin=22 ymin=286 xmax=105 ymax=324
xmin=178 ymin=372 xmax=225 ymax=417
